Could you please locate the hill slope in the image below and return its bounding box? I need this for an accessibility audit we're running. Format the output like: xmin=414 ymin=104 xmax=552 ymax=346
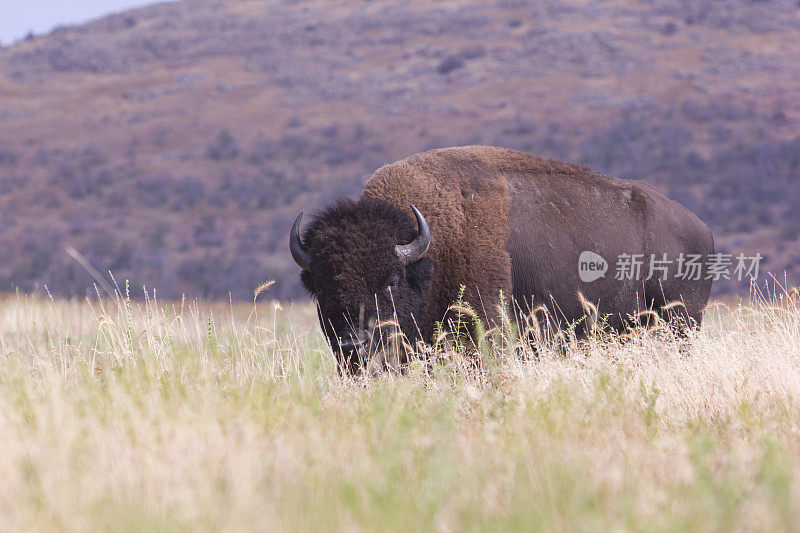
xmin=1 ymin=0 xmax=799 ymax=299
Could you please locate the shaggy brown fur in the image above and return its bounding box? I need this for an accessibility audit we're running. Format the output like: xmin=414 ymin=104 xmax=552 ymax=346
xmin=363 ymin=147 xmax=512 ymax=332
xmin=363 ymin=145 xmax=714 ymax=334
xmin=295 ymin=145 xmax=714 ymax=373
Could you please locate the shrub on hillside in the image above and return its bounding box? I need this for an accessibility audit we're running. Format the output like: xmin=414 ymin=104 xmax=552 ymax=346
xmin=206 ymin=129 xmax=239 ymax=160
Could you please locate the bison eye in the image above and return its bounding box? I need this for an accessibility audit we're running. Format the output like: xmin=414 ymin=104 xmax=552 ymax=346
xmin=384 ymin=274 xmax=400 ymax=293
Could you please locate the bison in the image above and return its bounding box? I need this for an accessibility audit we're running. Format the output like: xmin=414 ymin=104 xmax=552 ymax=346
xmin=290 ymin=146 xmax=714 ymax=374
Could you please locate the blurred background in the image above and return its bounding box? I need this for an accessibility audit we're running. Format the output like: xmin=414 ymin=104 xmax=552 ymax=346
xmin=0 ymin=0 xmax=797 ymax=300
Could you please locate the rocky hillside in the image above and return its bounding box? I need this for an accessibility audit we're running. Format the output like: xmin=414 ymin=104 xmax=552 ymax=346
xmin=0 ymin=0 xmax=798 ymax=299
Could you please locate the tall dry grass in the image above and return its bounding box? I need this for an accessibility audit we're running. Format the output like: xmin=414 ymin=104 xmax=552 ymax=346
xmin=0 ymin=286 xmax=799 ymax=531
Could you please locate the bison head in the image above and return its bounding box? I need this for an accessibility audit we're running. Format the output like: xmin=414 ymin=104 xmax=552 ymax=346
xmin=290 ymin=198 xmax=435 ymax=375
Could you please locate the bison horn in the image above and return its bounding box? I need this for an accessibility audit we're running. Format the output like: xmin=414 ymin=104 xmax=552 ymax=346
xmin=289 ymin=212 xmax=312 ymax=271
xmin=395 ymin=204 xmax=431 ymax=266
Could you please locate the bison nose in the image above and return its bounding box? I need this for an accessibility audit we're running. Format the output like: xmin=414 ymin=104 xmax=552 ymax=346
xmin=339 ymin=332 xmax=368 ymax=351
xmin=339 ymin=337 xmax=365 ymax=350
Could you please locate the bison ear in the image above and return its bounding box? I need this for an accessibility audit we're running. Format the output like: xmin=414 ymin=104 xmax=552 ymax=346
xmin=406 ymin=257 xmax=435 ymax=292
xmin=301 ymin=270 xmax=316 ymax=295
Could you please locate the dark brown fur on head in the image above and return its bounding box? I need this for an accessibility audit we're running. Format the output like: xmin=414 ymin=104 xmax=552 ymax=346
xmin=299 ymin=197 xmax=435 ymax=375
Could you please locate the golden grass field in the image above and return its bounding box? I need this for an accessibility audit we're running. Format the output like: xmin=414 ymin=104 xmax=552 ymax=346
xmin=1 ymin=286 xmax=799 ymax=531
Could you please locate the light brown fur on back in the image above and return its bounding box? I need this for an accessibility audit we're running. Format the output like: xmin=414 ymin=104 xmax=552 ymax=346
xmin=362 ymin=146 xmax=516 ymax=327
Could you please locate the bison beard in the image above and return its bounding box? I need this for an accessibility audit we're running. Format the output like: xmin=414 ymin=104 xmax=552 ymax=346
xmin=290 ymin=146 xmax=715 ymax=375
